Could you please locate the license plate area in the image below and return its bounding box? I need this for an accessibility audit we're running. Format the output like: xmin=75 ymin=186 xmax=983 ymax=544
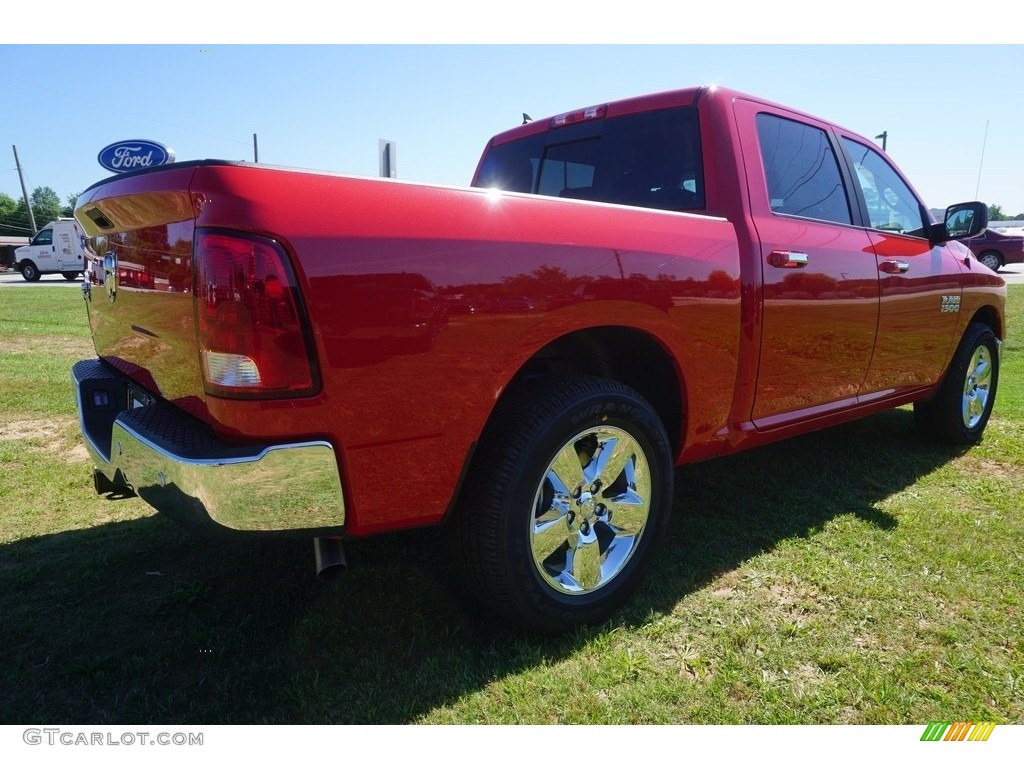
xmin=128 ymin=384 xmax=155 ymax=410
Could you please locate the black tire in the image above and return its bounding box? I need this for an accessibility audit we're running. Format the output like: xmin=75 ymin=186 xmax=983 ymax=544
xmin=914 ymin=322 xmax=999 ymax=445
xmin=977 ymin=251 xmax=1001 ymax=272
xmin=449 ymin=376 xmax=674 ymax=633
xmin=20 ymin=262 xmax=40 ymax=282
xmin=62 ymin=271 xmax=80 ymax=281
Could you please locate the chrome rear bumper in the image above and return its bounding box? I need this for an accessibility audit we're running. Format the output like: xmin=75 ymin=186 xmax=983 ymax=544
xmin=72 ymin=359 xmax=346 ymax=536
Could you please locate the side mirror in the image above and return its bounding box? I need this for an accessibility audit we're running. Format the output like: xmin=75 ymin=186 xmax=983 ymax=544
xmin=930 ymin=201 xmax=988 ymax=244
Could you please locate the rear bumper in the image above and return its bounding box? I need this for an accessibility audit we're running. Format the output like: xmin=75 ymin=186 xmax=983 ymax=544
xmin=72 ymin=359 xmax=346 ymax=536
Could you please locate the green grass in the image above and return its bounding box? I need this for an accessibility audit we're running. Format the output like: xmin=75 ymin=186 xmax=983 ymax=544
xmin=0 ymin=289 xmax=93 ymax=419
xmin=0 ymin=287 xmax=1021 ymax=724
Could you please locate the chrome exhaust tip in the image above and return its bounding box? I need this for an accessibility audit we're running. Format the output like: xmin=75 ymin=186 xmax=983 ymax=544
xmin=314 ymin=536 xmax=347 ymax=578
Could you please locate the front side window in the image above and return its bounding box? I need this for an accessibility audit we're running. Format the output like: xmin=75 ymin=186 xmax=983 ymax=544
xmin=31 ymin=228 xmax=53 ymax=246
xmin=842 ymin=138 xmax=925 ymax=236
xmin=756 ymin=114 xmax=852 ymax=225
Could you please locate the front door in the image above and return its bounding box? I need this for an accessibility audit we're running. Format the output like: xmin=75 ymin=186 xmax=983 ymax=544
xmin=25 ymin=226 xmax=54 ymax=267
xmin=839 ymin=136 xmax=963 ymax=398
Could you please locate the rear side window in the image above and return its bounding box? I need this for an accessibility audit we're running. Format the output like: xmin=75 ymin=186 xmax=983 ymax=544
xmin=756 ymin=114 xmax=852 ymax=225
xmin=475 ymin=107 xmax=704 ymax=212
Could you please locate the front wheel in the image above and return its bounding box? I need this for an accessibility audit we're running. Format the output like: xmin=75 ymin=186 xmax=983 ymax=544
xmin=977 ymin=251 xmax=1001 ymax=272
xmin=449 ymin=377 xmax=674 ymax=633
xmin=914 ymin=322 xmax=999 ymax=444
xmin=20 ymin=262 xmax=40 ymax=282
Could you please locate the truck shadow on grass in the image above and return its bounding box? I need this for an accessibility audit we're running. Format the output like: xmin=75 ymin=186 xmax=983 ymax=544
xmin=0 ymin=408 xmax=968 ymax=724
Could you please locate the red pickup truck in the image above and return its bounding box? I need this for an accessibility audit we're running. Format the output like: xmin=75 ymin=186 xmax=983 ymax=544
xmin=72 ymin=86 xmax=1006 ymax=633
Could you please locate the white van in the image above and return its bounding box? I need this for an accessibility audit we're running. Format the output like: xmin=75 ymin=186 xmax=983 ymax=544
xmin=15 ymin=218 xmax=87 ymax=282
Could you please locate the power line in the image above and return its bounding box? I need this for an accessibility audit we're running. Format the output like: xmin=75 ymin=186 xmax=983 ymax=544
xmin=0 ymin=223 xmax=34 ymax=234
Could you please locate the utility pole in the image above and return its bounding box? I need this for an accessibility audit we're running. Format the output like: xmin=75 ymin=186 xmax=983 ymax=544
xmin=253 ymin=133 xmax=259 ymax=163
xmin=12 ymin=145 xmax=37 ymax=234
xmin=874 ymin=132 xmax=888 ymax=152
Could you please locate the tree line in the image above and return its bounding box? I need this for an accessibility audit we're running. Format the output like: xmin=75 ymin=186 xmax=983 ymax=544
xmin=0 ymin=188 xmax=79 ymax=237
xmin=987 ymin=204 xmax=1024 ymax=222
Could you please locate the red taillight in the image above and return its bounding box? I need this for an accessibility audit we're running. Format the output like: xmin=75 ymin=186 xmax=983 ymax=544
xmin=550 ymin=104 xmax=607 ymax=128
xmin=194 ymin=229 xmax=317 ymax=398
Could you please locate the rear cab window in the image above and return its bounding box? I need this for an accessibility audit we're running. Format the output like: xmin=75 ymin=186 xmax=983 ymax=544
xmin=474 ymin=106 xmax=705 ymax=213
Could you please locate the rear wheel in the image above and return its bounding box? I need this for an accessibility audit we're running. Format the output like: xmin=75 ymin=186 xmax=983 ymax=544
xmin=449 ymin=376 xmax=674 ymax=633
xmin=20 ymin=262 xmax=40 ymax=282
xmin=62 ymin=271 xmax=80 ymax=281
xmin=914 ymin=322 xmax=999 ymax=444
xmin=977 ymin=251 xmax=1001 ymax=271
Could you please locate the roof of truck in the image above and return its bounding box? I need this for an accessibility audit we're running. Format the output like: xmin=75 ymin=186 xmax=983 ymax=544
xmin=487 ymin=86 xmax=709 ymax=147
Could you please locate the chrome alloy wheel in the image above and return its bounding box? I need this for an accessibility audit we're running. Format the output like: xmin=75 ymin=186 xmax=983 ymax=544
xmin=914 ymin=322 xmax=999 ymax=446
xmin=962 ymin=344 xmax=993 ymax=430
xmin=449 ymin=376 xmax=673 ymax=632
xmin=530 ymin=426 xmax=651 ymax=595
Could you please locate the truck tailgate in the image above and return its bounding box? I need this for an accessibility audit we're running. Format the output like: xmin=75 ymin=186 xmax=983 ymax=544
xmin=76 ymin=166 xmax=207 ymax=420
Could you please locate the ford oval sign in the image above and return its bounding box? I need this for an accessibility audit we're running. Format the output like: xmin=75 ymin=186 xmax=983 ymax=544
xmin=98 ymin=140 xmax=175 ymax=174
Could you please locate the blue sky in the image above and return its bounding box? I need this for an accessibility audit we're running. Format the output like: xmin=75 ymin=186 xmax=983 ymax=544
xmin=2 ymin=42 xmax=1023 ymax=229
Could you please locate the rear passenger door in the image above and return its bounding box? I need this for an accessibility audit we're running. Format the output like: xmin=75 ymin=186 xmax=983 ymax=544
xmin=735 ymin=100 xmax=880 ymax=428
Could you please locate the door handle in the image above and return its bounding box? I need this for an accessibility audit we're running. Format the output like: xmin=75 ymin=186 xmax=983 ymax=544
xmin=879 ymin=259 xmax=910 ymax=274
xmin=767 ymin=250 xmax=809 ymax=268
